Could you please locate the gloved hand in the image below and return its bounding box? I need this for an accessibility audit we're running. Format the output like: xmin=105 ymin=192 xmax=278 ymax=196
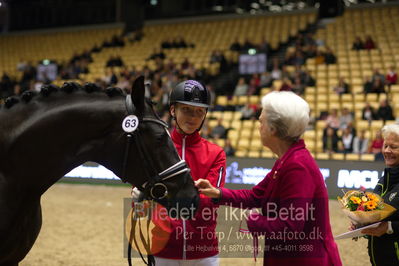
xmin=131 ymin=187 xmax=144 ymax=203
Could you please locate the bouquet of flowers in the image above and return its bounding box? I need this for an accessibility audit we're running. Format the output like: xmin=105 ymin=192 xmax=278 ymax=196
xmin=338 ymin=190 xmax=396 ymax=225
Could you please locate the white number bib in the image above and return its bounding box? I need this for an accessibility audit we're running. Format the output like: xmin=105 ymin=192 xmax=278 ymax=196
xmin=122 ymin=115 xmax=139 ymax=133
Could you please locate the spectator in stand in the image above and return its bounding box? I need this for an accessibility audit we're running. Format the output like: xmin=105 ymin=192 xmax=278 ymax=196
xmin=126 ymin=28 xmax=144 ymax=43
xmin=147 ymin=48 xmax=166 ymax=61
xmin=161 ymin=38 xmax=172 ymax=49
xmin=305 ymin=44 xmax=317 ymax=58
xmin=229 ymin=38 xmax=242 ymax=52
xmin=364 ymin=35 xmax=376 ymax=50
xmin=173 ymin=36 xmax=188 ymax=48
xmin=314 ymin=50 xmax=325 ymax=65
xmin=306 ymin=110 xmax=316 ymax=130
xmin=223 ymin=139 xmax=235 ymax=157
xmin=386 ymin=65 xmax=398 ymax=85
xmin=324 ymin=46 xmax=337 ymax=64
xmin=240 ymin=103 xmax=256 ymax=120
xmin=20 ymin=61 xmax=36 ymax=85
xmin=233 ymin=77 xmax=248 ymax=96
xmin=90 ymin=44 xmax=101 ymax=53
xmin=280 ymin=65 xmax=291 ymax=80
xmin=279 ymin=78 xmax=293 ymax=92
xmin=200 ymin=119 xmax=212 ymax=139
xmin=242 ymin=38 xmax=256 ymax=52
xmin=211 ymin=118 xmax=227 ymax=139
xmin=363 ymin=76 xmax=374 ymax=94
xmin=0 ymin=72 xmax=14 ymax=99
xmin=206 ymin=84 xmax=216 ymax=108
xmin=353 ymin=130 xmax=369 ymax=155
xmin=292 ymin=50 xmax=305 ymax=66
xmin=339 ymin=107 xmax=354 ymax=129
xmin=181 ymin=57 xmax=190 ymax=70
xmin=259 ymin=71 xmax=273 ymax=88
xmin=16 ymin=59 xmax=28 ymax=72
xmin=326 ymin=109 xmax=340 ymax=130
xmin=110 ymin=35 xmax=125 ymax=47
xmin=292 ymin=77 xmax=305 ymax=95
xmin=372 ymin=69 xmax=386 ymax=84
xmin=102 ymin=68 xmax=118 ymax=86
xmin=258 ymin=36 xmax=270 ymax=55
xmin=209 ymin=50 xmax=228 ymax=73
xmin=106 ymin=55 xmax=124 ymax=67
xmin=341 ymin=127 xmax=354 ymax=154
xmin=362 ymin=102 xmax=378 ymax=122
xmin=120 ymin=66 xmax=132 ymax=80
xmin=371 ymin=78 xmax=386 ymax=94
xmin=270 ymin=57 xmax=282 ymax=80
xmin=303 ymin=32 xmax=316 ymax=47
xmin=247 ymin=74 xmax=260 ymax=95
xmin=347 ymin=122 xmax=357 ymax=137
xmin=377 ymin=99 xmax=395 ymax=121
xmin=116 ymin=76 xmax=131 ymax=91
xmin=352 ymin=36 xmax=364 ymax=50
xmin=333 ymin=77 xmax=350 ymax=95
xmin=323 ymin=126 xmax=339 ymax=154
xmin=369 ymin=130 xmax=384 ymax=161
xmin=303 ymin=70 xmax=316 ymax=86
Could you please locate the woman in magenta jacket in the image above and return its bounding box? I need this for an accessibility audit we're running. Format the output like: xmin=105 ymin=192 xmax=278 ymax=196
xmin=196 ymin=91 xmax=342 ymax=266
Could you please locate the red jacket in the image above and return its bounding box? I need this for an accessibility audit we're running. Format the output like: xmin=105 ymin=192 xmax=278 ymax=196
xmin=151 ymin=129 xmax=226 ymax=259
xmin=218 ymin=140 xmax=342 ymax=266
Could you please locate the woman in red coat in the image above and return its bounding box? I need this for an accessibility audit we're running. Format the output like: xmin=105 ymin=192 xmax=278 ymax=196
xmin=196 ymin=91 xmax=342 ymax=265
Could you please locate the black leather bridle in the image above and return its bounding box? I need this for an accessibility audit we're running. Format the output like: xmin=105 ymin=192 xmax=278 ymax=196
xmin=121 ymin=95 xmax=190 ymax=200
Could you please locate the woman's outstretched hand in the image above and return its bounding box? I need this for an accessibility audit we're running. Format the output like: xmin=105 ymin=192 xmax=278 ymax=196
xmin=195 ymin=179 xmax=221 ymax=198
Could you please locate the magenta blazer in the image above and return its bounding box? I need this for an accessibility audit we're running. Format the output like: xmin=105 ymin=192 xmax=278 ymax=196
xmin=219 ymin=140 xmax=342 ymax=266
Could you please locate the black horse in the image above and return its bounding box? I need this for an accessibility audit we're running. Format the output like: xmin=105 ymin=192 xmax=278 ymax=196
xmin=0 ymin=76 xmax=199 ymax=265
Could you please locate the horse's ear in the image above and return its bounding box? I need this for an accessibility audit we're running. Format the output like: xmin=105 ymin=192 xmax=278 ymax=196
xmin=131 ymin=76 xmax=145 ymax=111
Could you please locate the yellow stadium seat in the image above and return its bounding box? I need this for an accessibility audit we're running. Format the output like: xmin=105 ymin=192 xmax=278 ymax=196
xmin=261 ymin=150 xmax=274 ymax=158
xmin=332 ymin=153 xmax=345 ymax=160
xmin=248 ymin=151 xmax=261 ymax=158
xmin=316 ymin=153 xmax=330 ymax=160
xmin=222 ymin=111 xmax=234 ymax=121
xmin=237 ymin=137 xmax=251 ymax=148
xmin=235 ymin=150 xmax=247 ymax=158
xmin=216 ymin=96 xmax=228 ymax=106
xmin=370 ymin=120 xmax=384 ymax=131
xmin=360 ymin=154 xmax=375 ymax=161
xmin=346 ymin=153 xmax=360 ymax=161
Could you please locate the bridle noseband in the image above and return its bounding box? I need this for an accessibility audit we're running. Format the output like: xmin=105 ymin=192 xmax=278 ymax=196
xmin=121 ymin=95 xmax=191 ymax=200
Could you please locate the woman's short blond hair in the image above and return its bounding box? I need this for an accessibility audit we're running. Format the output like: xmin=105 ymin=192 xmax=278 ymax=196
xmin=381 ymin=124 xmax=399 ymax=139
xmin=261 ymin=91 xmax=310 ymax=141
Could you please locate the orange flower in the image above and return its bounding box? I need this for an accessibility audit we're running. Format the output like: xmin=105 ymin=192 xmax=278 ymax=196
xmin=366 ymin=193 xmax=380 ymax=202
xmin=350 ymin=196 xmax=362 ymax=205
xmin=365 ymin=200 xmax=378 ymax=210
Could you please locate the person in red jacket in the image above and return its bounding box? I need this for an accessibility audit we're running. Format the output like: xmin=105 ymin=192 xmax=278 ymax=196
xmin=149 ymin=80 xmax=226 ymax=265
xmin=196 ymin=91 xmax=342 ymax=266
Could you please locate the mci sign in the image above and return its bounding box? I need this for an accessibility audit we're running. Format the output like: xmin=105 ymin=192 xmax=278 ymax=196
xmin=337 ymin=169 xmax=382 ymax=190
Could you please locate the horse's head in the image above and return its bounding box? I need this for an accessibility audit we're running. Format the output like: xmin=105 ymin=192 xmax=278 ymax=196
xmin=121 ymin=76 xmax=199 ymax=219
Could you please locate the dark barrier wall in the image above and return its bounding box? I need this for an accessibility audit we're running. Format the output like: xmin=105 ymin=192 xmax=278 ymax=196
xmin=223 ymin=158 xmax=385 ymax=198
xmin=62 ymin=158 xmax=386 ymax=199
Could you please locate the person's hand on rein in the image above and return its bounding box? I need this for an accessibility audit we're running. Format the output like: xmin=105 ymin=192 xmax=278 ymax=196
xmin=195 ymin=179 xmax=221 ymax=198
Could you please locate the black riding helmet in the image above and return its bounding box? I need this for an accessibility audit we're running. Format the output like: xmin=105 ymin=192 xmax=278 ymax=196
xmin=169 ymin=80 xmax=210 ymax=134
xmin=169 ymin=80 xmax=211 ymax=108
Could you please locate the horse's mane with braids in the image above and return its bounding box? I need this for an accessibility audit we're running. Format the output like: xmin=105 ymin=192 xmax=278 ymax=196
xmin=1 ymin=82 xmax=126 ymax=109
